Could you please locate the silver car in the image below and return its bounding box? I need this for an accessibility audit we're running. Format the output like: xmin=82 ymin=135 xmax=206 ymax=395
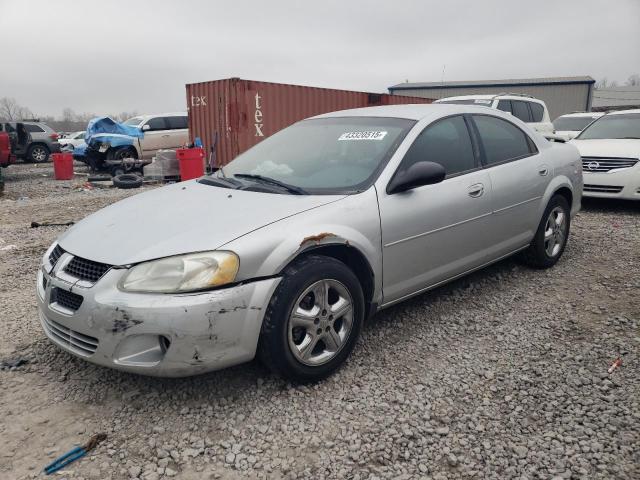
xmin=36 ymin=104 xmax=582 ymax=381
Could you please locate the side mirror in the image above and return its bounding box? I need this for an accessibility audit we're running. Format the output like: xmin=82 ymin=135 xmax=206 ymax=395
xmin=387 ymin=161 xmax=446 ymax=194
xmin=141 ymin=124 xmax=150 ymax=131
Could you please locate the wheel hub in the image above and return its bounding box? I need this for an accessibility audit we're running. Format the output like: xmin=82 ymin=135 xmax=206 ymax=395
xmin=287 ymin=279 xmax=354 ymax=366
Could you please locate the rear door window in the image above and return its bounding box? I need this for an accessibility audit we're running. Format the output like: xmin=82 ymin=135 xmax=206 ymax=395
xmin=166 ymin=116 xmax=188 ymax=129
xmin=24 ymin=124 xmax=45 ymax=133
xmin=511 ymin=101 xmax=532 ymax=122
xmin=473 ymin=115 xmax=535 ymax=166
xmin=529 ymin=102 xmax=544 ymax=122
xmin=399 ymin=115 xmax=477 ymax=178
xmin=145 ymin=117 xmax=168 ymax=131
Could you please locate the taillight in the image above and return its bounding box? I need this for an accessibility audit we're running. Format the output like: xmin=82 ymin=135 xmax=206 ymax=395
xmin=50 ymin=133 xmax=59 ymax=140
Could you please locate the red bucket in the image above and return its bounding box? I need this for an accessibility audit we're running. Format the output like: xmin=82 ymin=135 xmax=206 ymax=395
xmin=176 ymin=148 xmax=205 ymax=181
xmin=52 ymin=152 xmax=74 ymax=180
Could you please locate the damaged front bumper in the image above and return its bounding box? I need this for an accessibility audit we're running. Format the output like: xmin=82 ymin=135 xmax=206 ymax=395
xmin=36 ymin=253 xmax=280 ymax=377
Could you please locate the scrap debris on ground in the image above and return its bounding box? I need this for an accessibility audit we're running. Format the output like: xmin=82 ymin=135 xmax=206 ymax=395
xmin=0 ymin=162 xmax=638 ymax=480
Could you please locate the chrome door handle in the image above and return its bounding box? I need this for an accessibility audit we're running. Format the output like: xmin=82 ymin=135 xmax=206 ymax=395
xmin=468 ymin=183 xmax=484 ymax=197
xmin=162 ymin=134 xmax=170 ymax=138
xmin=538 ymin=166 xmax=549 ymax=176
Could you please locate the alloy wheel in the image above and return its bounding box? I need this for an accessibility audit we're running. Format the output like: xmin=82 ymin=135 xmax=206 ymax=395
xmin=544 ymin=206 xmax=566 ymax=257
xmin=288 ymin=279 xmax=354 ymax=366
xmin=32 ymin=146 xmax=47 ymax=162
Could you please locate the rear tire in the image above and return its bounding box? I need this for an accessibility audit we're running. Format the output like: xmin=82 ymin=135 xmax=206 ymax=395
xmin=258 ymin=255 xmax=364 ymax=383
xmin=521 ymin=195 xmax=570 ymax=269
xmin=26 ymin=144 xmax=50 ymax=163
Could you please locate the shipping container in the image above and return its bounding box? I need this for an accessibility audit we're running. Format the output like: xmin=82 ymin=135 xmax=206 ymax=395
xmin=185 ymin=78 xmax=433 ymax=167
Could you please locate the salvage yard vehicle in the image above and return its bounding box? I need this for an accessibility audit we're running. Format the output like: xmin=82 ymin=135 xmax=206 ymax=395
xmin=80 ymin=113 xmax=188 ymax=174
xmin=570 ymin=109 xmax=640 ymax=200
xmin=0 ymin=121 xmax=61 ymax=162
xmin=37 ymin=104 xmax=582 ymax=382
xmin=58 ymin=130 xmax=85 ymax=150
xmin=435 ymin=94 xmax=554 ymax=135
xmin=553 ymin=112 xmax=603 ymax=141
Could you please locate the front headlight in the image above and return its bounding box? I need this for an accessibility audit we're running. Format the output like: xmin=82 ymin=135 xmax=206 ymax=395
xmin=119 ymin=251 xmax=239 ymax=293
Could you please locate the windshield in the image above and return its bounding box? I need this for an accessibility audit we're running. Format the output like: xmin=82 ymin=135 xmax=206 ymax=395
xmin=553 ymin=116 xmax=598 ymax=132
xmin=217 ymin=117 xmax=415 ymax=194
xmin=123 ymin=116 xmax=143 ymax=126
xmin=577 ymin=113 xmax=640 ymax=139
xmin=438 ymin=99 xmax=493 ymax=106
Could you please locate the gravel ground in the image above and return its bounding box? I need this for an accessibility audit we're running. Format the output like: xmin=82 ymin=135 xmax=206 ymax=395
xmin=1 ymin=162 xmax=638 ymax=480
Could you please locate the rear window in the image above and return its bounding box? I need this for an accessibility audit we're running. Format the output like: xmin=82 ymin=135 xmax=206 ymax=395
xmin=24 ymin=124 xmax=45 ymax=133
xmin=166 ymin=116 xmax=188 ymax=129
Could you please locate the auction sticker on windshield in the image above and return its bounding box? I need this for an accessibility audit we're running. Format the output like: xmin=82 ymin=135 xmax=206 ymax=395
xmin=338 ymin=131 xmax=388 ymax=141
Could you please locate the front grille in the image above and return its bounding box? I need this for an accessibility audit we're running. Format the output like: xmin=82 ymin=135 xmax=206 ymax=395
xmin=42 ymin=314 xmax=98 ymax=356
xmin=64 ymin=256 xmax=112 ymax=283
xmin=49 ymin=244 xmax=64 ymax=266
xmin=581 ymin=157 xmax=638 ymax=173
xmin=583 ymin=184 xmax=624 ymax=193
xmin=54 ymin=288 xmax=84 ymax=311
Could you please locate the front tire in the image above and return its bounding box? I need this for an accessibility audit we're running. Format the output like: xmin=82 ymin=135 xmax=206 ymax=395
xmin=521 ymin=195 xmax=570 ymax=268
xmin=258 ymin=255 xmax=364 ymax=382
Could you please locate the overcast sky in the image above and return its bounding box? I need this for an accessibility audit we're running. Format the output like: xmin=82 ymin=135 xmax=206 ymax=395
xmin=1 ymin=0 xmax=638 ymax=118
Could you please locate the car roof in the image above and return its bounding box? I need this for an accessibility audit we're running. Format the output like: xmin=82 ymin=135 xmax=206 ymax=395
xmin=131 ymin=112 xmax=187 ymax=120
xmin=556 ymin=112 xmax=604 ymax=118
xmin=436 ymin=94 xmax=545 ymax=104
xmin=604 ymin=109 xmax=640 ymax=116
xmin=313 ymin=103 xmax=502 ymax=121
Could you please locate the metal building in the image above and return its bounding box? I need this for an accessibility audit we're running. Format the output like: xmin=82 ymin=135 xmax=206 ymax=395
xmin=591 ymin=86 xmax=640 ymax=112
xmin=388 ymin=76 xmax=595 ymax=120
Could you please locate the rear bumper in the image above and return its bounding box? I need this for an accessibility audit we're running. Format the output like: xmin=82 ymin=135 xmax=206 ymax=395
xmin=583 ymin=167 xmax=640 ymax=200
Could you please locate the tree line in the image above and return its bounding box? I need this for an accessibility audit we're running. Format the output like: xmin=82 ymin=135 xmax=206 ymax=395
xmin=0 ymin=97 xmax=137 ymax=132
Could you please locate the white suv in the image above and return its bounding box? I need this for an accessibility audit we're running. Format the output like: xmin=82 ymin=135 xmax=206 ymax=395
xmin=122 ymin=113 xmax=189 ymax=159
xmin=435 ymin=94 xmax=554 ymax=134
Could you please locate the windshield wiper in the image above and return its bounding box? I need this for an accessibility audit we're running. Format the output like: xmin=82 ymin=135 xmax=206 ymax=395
xmin=234 ymin=174 xmax=308 ymax=195
xmin=197 ymin=175 xmax=243 ymax=189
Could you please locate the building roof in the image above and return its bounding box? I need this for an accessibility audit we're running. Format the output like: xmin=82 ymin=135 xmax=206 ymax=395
xmin=389 ymin=76 xmax=595 ymax=91
xmin=592 ymin=86 xmax=640 ymax=108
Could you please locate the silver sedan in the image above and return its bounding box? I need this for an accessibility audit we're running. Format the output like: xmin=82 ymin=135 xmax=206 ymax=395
xmin=36 ymin=104 xmax=582 ymax=381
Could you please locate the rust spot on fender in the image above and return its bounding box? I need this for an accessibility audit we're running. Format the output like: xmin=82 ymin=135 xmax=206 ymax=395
xmin=300 ymin=232 xmax=336 ymax=247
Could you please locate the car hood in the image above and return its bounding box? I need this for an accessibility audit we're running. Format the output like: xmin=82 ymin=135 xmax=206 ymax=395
xmin=570 ymin=139 xmax=640 ymax=158
xmin=58 ymin=180 xmax=345 ymax=265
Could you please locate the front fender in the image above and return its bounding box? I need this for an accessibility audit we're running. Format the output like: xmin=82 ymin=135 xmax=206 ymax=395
xmin=222 ymin=189 xmax=383 ymax=304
